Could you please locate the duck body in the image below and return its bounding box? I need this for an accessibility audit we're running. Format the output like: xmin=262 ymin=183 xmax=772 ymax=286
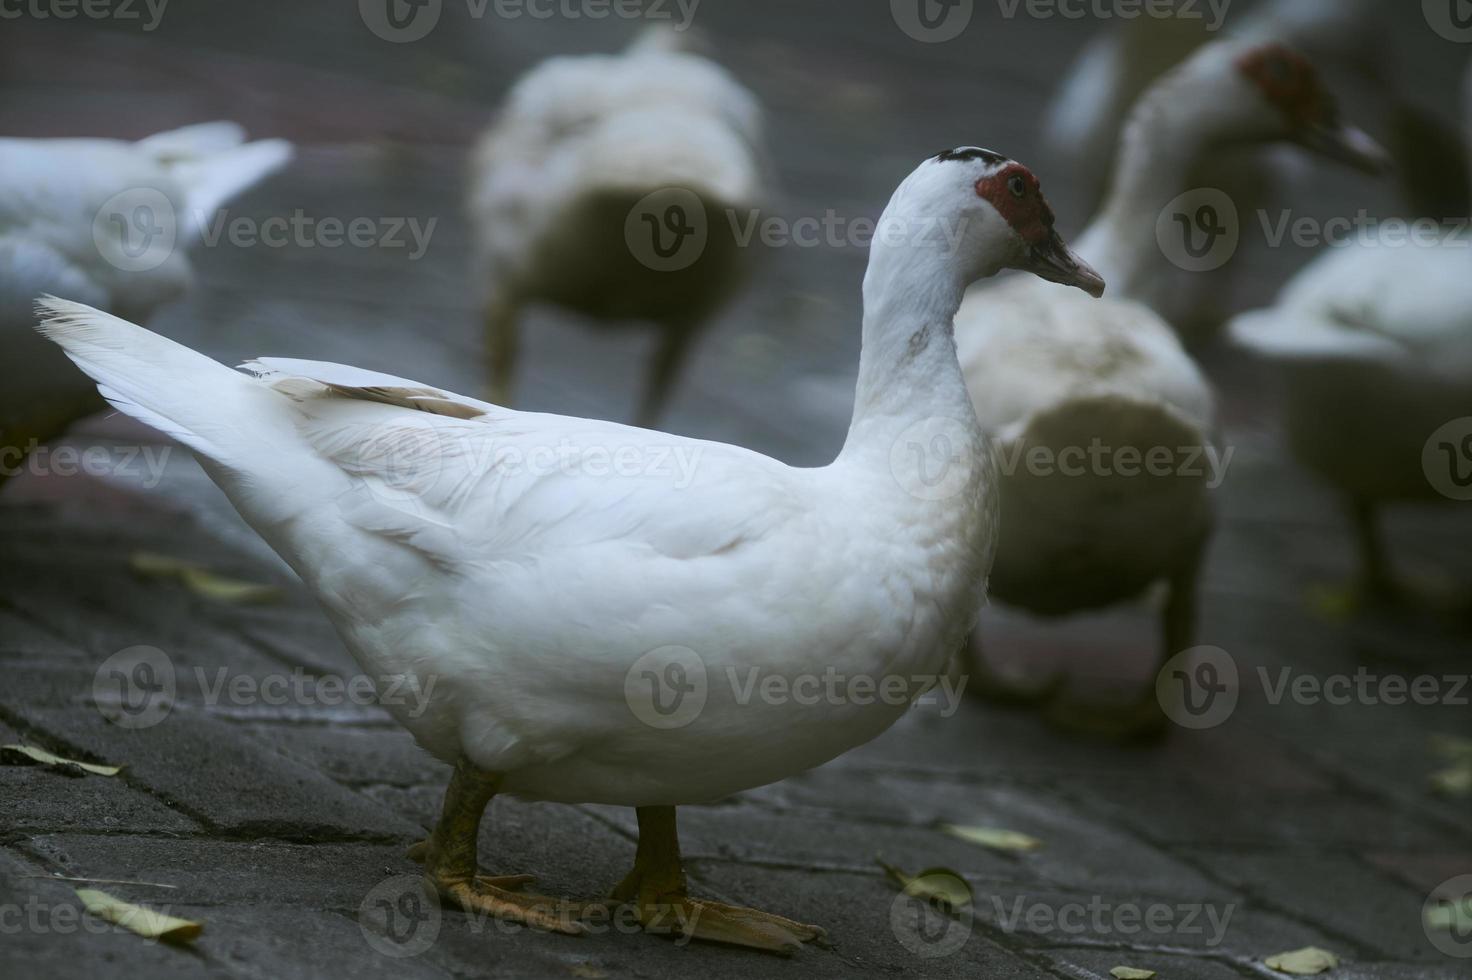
xmin=38 ymin=149 xmax=1102 ymax=949
xmin=1232 ymin=241 xmax=1472 ymax=504
xmin=469 ymin=28 xmax=765 ymax=425
xmin=957 ymin=276 xmax=1215 ymax=620
xmin=239 ymin=379 xmax=994 ymax=806
xmin=0 ymin=123 xmax=290 ymax=472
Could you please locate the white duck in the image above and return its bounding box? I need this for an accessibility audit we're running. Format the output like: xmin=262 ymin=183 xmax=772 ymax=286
xmin=1043 ymin=0 xmax=1386 ymax=221
xmin=1 ymin=122 xmax=291 ymax=484
xmin=35 ymin=149 xmax=1102 ymax=952
xmin=468 ymin=26 xmax=765 ymax=428
xmin=1227 ymin=60 xmax=1472 ymax=606
xmin=955 ymin=41 xmax=1387 ymax=732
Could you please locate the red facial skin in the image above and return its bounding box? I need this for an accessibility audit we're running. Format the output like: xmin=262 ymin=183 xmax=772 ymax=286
xmin=974 ymin=164 xmax=1057 ymax=246
xmin=1235 ymin=43 xmax=1337 ymax=129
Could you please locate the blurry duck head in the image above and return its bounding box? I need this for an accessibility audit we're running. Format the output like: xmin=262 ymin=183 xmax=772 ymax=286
xmin=1155 ymin=41 xmax=1390 ymax=175
xmin=868 ymin=148 xmax=1105 ymax=301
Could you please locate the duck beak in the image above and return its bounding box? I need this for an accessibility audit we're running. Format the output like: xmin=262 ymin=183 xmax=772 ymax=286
xmin=1020 ymin=230 xmax=1106 ymax=298
xmin=1297 ymin=121 xmax=1393 ymax=176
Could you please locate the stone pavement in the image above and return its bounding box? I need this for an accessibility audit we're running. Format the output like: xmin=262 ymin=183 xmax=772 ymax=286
xmin=3 ymin=3 xmax=1472 ymax=978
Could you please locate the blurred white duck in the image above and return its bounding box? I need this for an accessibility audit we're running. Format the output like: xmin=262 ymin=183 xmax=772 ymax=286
xmin=0 ymin=122 xmax=291 ymax=484
xmin=1227 ymin=61 xmax=1472 ymax=607
xmin=468 ymin=26 xmax=766 ymax=427
xmin=1044 ymin=0 xmax=1385 ymax=220
xmin=35 ymin=149 xmax=1102 ymax=952
xmin=955 ymin=41 xmax=1387 ymax=733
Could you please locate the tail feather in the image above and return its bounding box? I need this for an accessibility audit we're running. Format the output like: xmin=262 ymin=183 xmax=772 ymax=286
xmin=134 ymin=122 xmax=294 ymax=241
xmin=32 ymin=296 xmax=282 ymax=468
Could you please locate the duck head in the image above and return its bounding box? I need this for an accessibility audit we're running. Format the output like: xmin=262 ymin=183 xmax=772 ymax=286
xmin=873 ymin=147 xmax=1105 ymax=299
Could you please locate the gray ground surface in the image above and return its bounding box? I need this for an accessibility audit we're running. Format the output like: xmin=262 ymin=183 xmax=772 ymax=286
xmin=2 ymin=3 xmax=1471 ymax=978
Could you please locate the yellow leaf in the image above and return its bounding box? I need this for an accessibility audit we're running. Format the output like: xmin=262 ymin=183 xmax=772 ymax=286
xmin=0 ymin=744 xmax=121 ymax=777
xmin=130 ymin=551 xmax=280 ymax=604
xmin=1430 ymin=763 xmax=1472 ymax=798
xmin=178 ymin=568 xmax=281 ymax=604
xmin=75 ymin=888 xmax=202 ymax=943
xmin=942 ymin=824 xmax=1042 ymax=853
xmin=1111 ymin=968 xmax=1157 ymax=979
xmin=569 ymin=966 xmax=606 ymax=979
xmin=876 ymin=860 xmax=972 ymax=911
xmin=1264 ymin=946 xmax=1339 ymax=974
xmin=1425 ymin=897 xmax=1472 ymax=933
xmin=1430 ymin=734 xmax=1472 ymax=761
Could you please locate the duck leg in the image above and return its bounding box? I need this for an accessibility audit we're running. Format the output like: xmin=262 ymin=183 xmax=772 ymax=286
xmin=1044 ymin=530 xmax=1208 ymax=741
xmin=634 ymin=323 xmax=695 ymax=429
xmin=612 ymin=805 xmax=827 ymax=954
xmin=485 ymin=296 xmax=521 ymax=409
xmin=412 ymin=757 xmax=587 ymax=935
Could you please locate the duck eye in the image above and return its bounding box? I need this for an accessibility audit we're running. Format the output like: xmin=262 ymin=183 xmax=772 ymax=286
xmin=1007 ymin=174 xmax=1026 ymax=198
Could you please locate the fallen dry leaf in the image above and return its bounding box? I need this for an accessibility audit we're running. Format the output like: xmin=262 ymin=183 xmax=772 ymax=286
xmin=1 ymin=744 xmax=120 ymax=777
xmin=1264 ymin=946 xmax=1339 ymax=974
xmin=75 ymin=888 xmax=202 ymax=943
xmin=568 ymin=966 xmax=607 ymax=979
xmin=131 ymin=551 xmax=281 ymax=604
xmin=1110 ymin=968 xmax=1157 ymax=979
xmin=876 ymin=859 xmax=973 ymax=912
xmin=942 ymin=824 xmax=1041 ymax=853
xmin=1425 ymin=896 xmax=1472 ymax=933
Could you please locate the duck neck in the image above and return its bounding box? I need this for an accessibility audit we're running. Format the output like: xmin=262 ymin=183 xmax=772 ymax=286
xmin=1072 ymin=87 xmax=1209 ymax=296
xmin=840 ymin=247 xmax=979 ymax=458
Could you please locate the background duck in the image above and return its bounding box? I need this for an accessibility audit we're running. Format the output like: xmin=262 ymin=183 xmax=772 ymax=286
xmin=0 ymin=122 xmax=291 ymax=487
xmin=954 ymin=41 xmax=1388 ymax=735
xmin=468 ymin=26 xmax=767 ymax=429
xmin=33 ymin=149 xmax=1102 ymax=953
xmin=1227 ymin=58 xmax=1472 ymax=611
